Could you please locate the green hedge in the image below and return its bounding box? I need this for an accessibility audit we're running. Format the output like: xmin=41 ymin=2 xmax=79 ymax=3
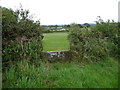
xmin=2 ymin=7 xmax=43 ymax=68
xmin=68 ymin=21 xmax=119 ymax=61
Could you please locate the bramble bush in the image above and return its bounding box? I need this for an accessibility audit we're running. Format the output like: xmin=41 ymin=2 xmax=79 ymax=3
xmin=68 ymin=20 xmax=119 ymax=62
xmin=2 ymin=7 xmax=43 ymax=68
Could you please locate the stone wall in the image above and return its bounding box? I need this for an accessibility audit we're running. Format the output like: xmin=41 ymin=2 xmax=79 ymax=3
xmin=42 ymin=50 xmax=72 ymax=62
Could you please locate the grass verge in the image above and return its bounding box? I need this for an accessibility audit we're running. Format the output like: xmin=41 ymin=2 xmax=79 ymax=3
xmin=3 ymin=57 xmax=118 ymax=88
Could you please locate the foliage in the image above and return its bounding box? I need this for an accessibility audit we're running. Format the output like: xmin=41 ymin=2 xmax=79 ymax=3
xmin=3 ymin=38 xmax=42 ymax=67
xmin=3 ymin=57 xmax=118 ymax=88
xmin=83 ymin=23 xmax=90 ymax=28
xmin=68 ymin=20 xmax=119 ymax=61
xmin=2 ymin=7 xmax=43 ymax=68
xmin=92 ymin=20 xmax=119 ymax=58
xmin=42 ymin=24 xmax=70 ymax=33
xmin=78 ymin=24 xmax=83 ymax=28
xmin=2 ymin=7 xmax=18 ymax=44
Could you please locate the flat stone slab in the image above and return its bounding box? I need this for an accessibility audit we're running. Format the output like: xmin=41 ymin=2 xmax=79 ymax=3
xmin=42 ymin=50 xmax=72 ymax=61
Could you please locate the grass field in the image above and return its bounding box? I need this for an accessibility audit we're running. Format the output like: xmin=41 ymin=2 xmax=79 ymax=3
xmin=3 ymin=57 xmax=118 ymax=88
xmin=42 ymin=32 xmax=69 ymax=51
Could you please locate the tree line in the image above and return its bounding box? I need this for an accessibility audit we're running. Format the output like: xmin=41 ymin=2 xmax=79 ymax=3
xmin=42 ymin=23 xmax=91 ymax=33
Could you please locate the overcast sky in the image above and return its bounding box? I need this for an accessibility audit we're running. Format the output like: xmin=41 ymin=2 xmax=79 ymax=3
xmin=1 ymin=0 xmax=120 ymax=25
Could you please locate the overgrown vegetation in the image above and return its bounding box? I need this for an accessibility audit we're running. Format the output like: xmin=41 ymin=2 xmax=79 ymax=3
xmin=2 ymin=6 xmax=119 ymax=88
xmin=68 ymin=17 xmax=119 ymax=62
xmin=2 ymin=7 xmax=43 ymax=68
xmin=3 ymin=57 xmax=118 ymax=88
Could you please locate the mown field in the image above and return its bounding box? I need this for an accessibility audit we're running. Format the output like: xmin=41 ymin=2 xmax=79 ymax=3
xmin=3 ymin=57 xmax=118 ymax=88
xmin=42 ymin=32 xmax=69 ymax=51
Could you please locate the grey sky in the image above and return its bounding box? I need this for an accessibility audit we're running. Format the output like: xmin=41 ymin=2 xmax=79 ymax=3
xmin=1 ymin=0 xmax=120 ymax=25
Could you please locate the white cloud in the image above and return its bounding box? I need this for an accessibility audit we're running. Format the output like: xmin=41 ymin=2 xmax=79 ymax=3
xmin=1 ymin=0 xmax=119 ymax=25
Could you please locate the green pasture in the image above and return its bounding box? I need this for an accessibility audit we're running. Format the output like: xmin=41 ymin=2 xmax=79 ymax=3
xmin=42 ymin=32 xmax=69 ymax=51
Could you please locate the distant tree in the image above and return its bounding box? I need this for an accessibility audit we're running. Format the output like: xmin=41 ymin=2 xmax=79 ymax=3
xmin=55 ymin=25 xmax=58 ymax=30
xmin=66 ymin=25 xmax=70 ymax=28
xmin=77 ymin=24 xmax=83 ymax=28
xmin=83 ymin=23 xmax=90 ymax=28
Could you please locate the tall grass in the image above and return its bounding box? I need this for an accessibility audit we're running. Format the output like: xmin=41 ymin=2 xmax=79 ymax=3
xmin=3 ymin=57 xmax=118 ymax=88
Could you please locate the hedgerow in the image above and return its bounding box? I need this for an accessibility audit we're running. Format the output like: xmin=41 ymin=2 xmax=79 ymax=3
xmin=68 ymin=19 xmax=119 ymax=61
xmin=2 ymin=7 xmax=43 ymax=68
